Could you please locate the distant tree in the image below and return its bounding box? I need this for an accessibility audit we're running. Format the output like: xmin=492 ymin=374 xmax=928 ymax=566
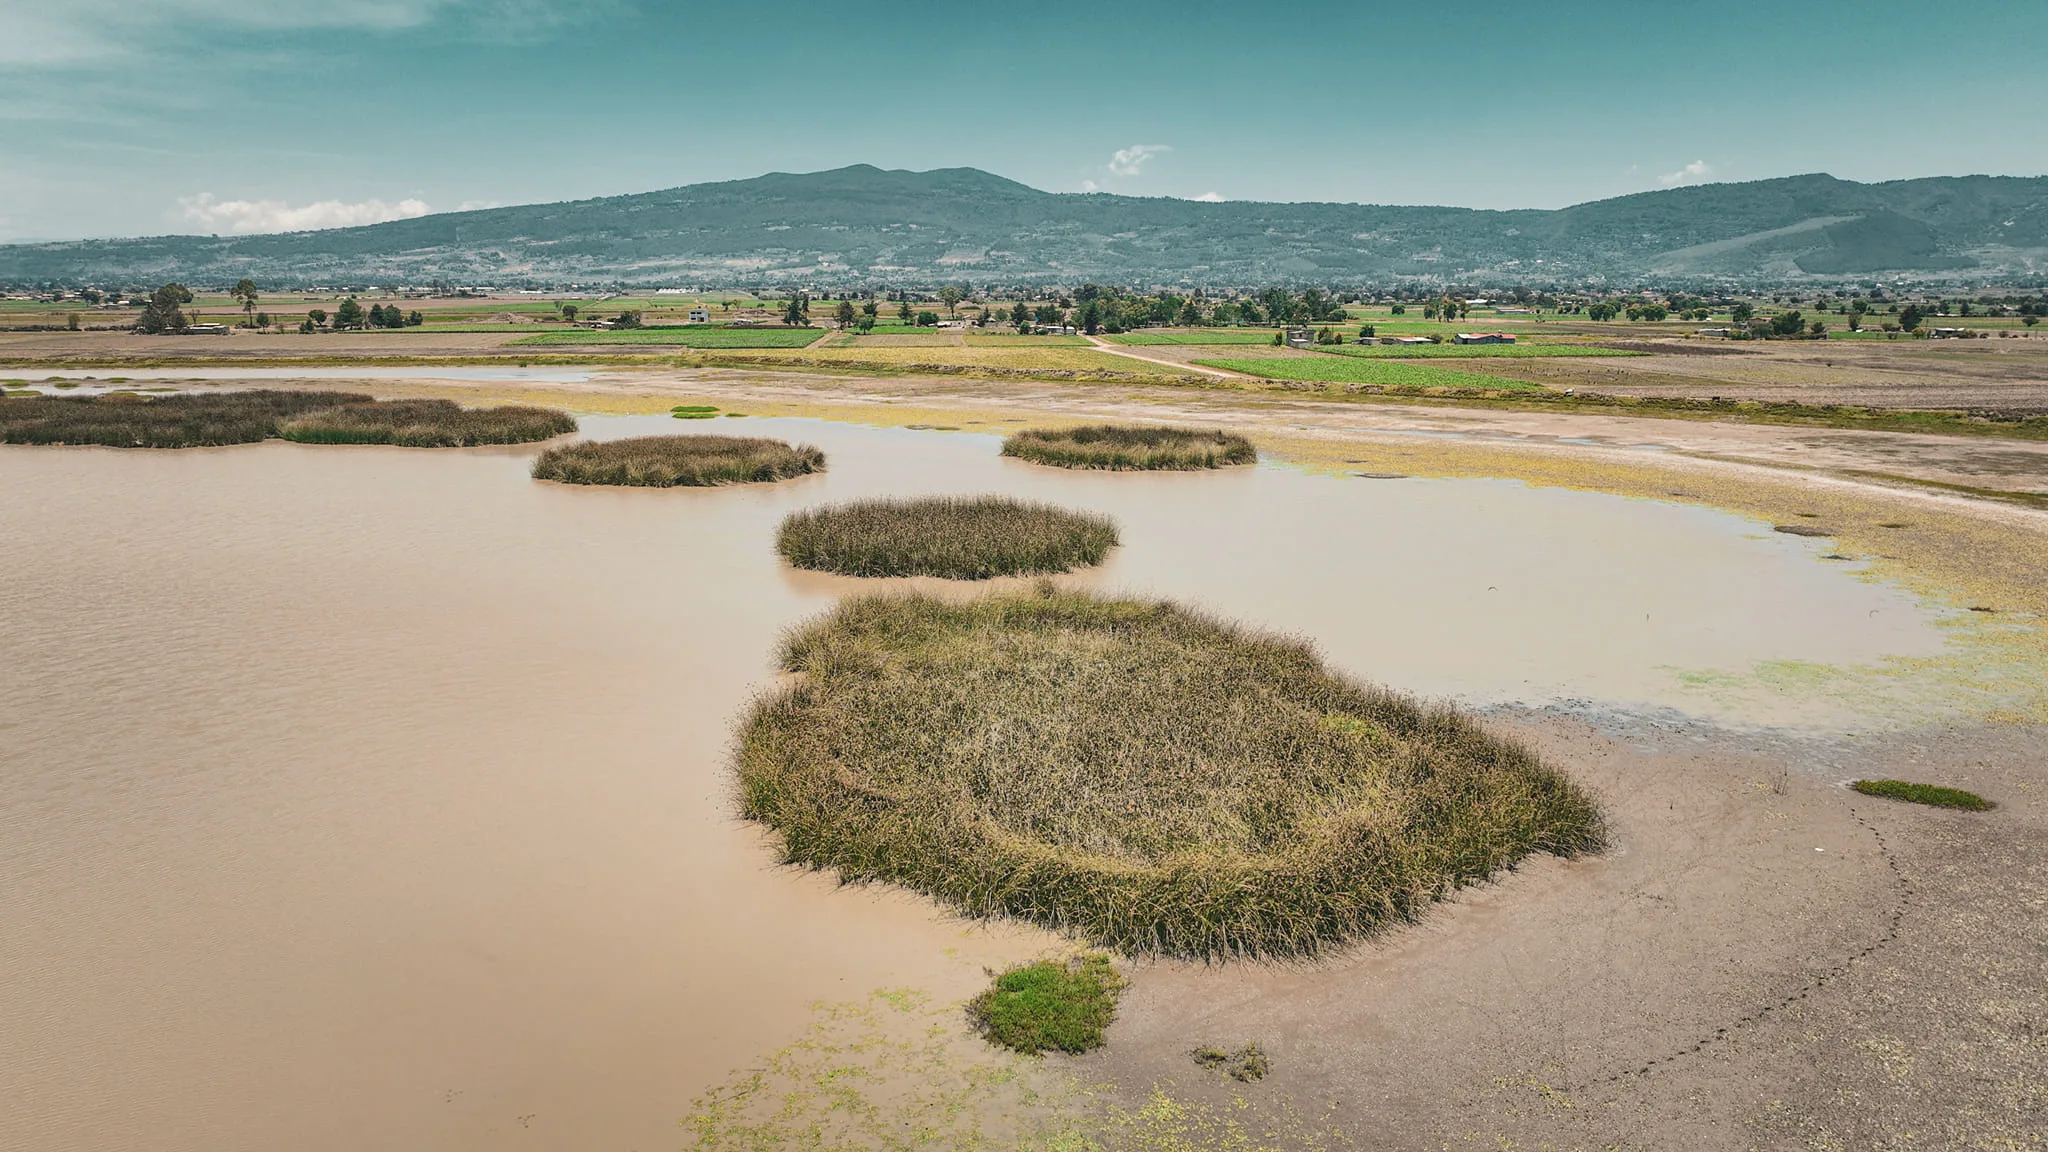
xmin=855 ymin=313 xmax=876 ymax=334
xmin=1011 ymin=301 xmax=1030 ymax=331
xmin=254 ymin=311 xmax=271 ymax=328
xmin=307 ymin=308 xmax=329 ymax=327
xmin=834 ymin=299 xmax=857 ymax=328
xmin=231 ymin=279 xmax=259 ymax=326
xmin=915 ymin=310 xmax=940 ymax=327
xmin=1899 ymin=304 xmax=1925 ymax=331
xmin=937 ymin=286 xmax=965 ymax=316
xmin=1389 ymin=303 xmax=1406 ymax=315
xmin=860 ymin=299 xmax=879 ymax=323
xmin=1033 ymin=303 xmax=1061 ymax=327
xmin=896 ymin=299 xmax=913 ymax=324
xmin=2026 ymin=315 xmax=2040 ymax=328
xmin=1176 ymin=298 xmax=1203 ymax=326
xmin=406 ymin=310 xmax=423 ymax=327
xmin=612 ymin=310 xmax=644 ymax=329
xmin=136 ymin=282 xmax=193 ymax=334
xmin=1358 ymin=323 xmax=1376 ymax=340
xmin=1077 ymin=300 xmax=1103 ymax=335
xmin=1271 ymin=330 xmax=1284 ymax=346
xmin=783 ymin=292 xmax=810 ymax=326
xmin=333 ymin=297 xmax=365 ymax=330
xmin=1847 ymin=309 xmax=1862 ymax=332
xmin=1809 ymin=319 xmax=1828 ymax=338
xmin=1236 ymin=299 xmax=1263 ymax=325
xmin=561 ymin=304 xmax=579 ymax=321
xmin=1769 ymin=310 xmax=1805 ymax=337
xmin=1637 ymin=304 xmax=1668 ymax=322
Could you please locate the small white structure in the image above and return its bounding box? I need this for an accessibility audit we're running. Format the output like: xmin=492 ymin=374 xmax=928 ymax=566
xmin=1454 ymin=332 xmax=1515 ymax=345
xmin=688 ymin=307 xmax=709 ymax=323
xmin=184 ymin=323 xmax=231 ymax=335
xmin=1382 ymin=336 xmax=1435 ymax=345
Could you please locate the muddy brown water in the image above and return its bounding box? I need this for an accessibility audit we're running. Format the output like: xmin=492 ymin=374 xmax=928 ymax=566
xmin=0 ymin=415 xmax=1954 ymax=1151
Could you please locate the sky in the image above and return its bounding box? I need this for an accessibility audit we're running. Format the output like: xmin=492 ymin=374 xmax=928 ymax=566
xmin=1 ymin=0 xmax=2044 ymax=242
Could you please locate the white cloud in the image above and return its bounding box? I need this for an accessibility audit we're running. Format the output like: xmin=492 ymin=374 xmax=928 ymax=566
xmin=1079 ymin=179 xmax=1100 ymax=193
xmin=1108 ymin=144 xmax=1170 ymax=178
xmin=0 ymin=0 xmax=583 ymax=66
xmin=1192 ymin=191 xmax=1225 ymax=202
xmin=1659 ymin=160 xmax=1714 ymax=187
xmin=179 ymin=192 xmax=431 ymax=234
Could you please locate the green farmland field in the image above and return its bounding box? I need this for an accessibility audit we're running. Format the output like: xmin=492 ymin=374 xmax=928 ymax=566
xmin=1105 ymin=330 xmax=1284 ymax=346
xmin=1196 ymin=357 xmax=1540 ymax=390
xmin=512 ymin=328 xmax=824 ymax=348
xmin=1318 ymin=342 xmax=1644 ymax=359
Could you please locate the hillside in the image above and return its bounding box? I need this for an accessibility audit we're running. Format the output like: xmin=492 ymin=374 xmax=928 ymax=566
xmin=3 ymin=166 xmax=2044 ymax=287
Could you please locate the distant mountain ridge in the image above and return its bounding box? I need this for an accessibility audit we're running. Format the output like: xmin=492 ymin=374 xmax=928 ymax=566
xmin=4 ymin=165 xmax=2045 ymax=287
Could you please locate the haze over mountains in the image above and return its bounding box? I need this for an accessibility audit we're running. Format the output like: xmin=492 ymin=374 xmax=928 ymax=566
xmin=3 ymin=165 xmax=2044 ymax=288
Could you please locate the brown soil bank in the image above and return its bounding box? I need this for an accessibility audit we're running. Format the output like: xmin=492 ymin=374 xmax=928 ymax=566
xmin=1083 ymin=715 xmax=2045 ymax=1150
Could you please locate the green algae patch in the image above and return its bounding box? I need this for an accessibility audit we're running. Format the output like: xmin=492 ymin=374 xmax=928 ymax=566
xmin=970 ymin=955 xmax=1125 ymax=1055
xmin=1851 ymin=779 xmax=1994 ymax=810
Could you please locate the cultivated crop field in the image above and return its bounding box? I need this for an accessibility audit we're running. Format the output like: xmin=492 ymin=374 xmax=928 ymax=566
xmin=1197 ymin=356 xmax=1540 ymax=390
xmin=715 ymin=346 xmax=1199 ymax=375
xmin=1106 ymin=330 xmax=1285 ymax=346
xmin=512 ymin=328 xmax=823 ymax=348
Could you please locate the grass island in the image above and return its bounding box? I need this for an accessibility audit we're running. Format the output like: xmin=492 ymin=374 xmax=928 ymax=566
xmin=775 ymin=496 xmax=1117 ymax=579
xmin=279 ymin=398 xmax=574 ymax=446
xmin=531 ymin=434 xmax=824 ymax=486
xmin=1003 ymin=424 xmax=1257 ymax=470
xmin=0 ymin=389 xmax=574 ymax=448
xmin=736 ymin=586 xmax=1605 ymax=959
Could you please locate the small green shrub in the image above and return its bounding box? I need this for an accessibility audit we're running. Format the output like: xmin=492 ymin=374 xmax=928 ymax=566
xmin=968 ymin=955 xmax=1125 ymax=1054
xmin=1851 ymin=779 xmax=1993 ymax=810
xmin=1004 ymin=424 xmax=1257 ymax=470
xmin=1192 ymin=1043 xmax=1270 ymax=1082
xmin=776 ymin=496 xmax=1117 ymax=579
xmin=532 ymin=434 xmax=823 ymax=487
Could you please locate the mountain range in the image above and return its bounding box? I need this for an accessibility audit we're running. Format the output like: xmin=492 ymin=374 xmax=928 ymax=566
xmin=3 ymin=165 xmax=2045 ymax=288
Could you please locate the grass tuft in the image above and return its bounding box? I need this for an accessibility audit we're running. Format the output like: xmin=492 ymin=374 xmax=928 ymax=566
xmin=1004 ymin=424 xmax=1257 ymax=471
xmin=531 ymin=434 xmax=823 ymax=487
xmin=776 ymin=497 xmax=1117 ymax=579
xmin=278 ymin=399 xmax=574 ymax=446
xmin=736 ymin=586 xmax=1605 ymax=958
xmin=1851 ymin=779 xmax=1994 ymax=810
xmin=967 ymin=954 xmax=1125 ymax=1055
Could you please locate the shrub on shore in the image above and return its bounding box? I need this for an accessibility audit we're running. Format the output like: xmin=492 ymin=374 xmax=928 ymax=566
xmin=0 ymin=389 xmax=371 ymax=447
xmin=736 ymin=586 xmax=1606 ymax=959
xmin=279 ymin=399 xmax=574 ymax=446
xmin=968 ymin=955 xmax=1125 ymax=1055
xmin=1851 ymin=779 xmax=1993 ymax=810
xmin=776 ymin=496 xmax=1117 ymax=579
xmin=1003 ymin=424 xmax=1257 ymax=470
xmin=531 ymin=434 xmax=824 ymax=487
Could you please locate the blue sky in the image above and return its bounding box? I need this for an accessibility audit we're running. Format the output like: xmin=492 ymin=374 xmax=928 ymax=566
xmin=1 ymin=0 xmax=2043 ymax=241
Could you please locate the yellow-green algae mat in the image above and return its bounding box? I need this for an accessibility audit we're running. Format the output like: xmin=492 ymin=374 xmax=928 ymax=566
xmin=684 ymin=985 xmax=1343 ymax=1151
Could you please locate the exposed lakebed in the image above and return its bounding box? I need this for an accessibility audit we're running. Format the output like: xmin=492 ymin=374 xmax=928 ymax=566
xmin=0 ymin=412 xmax=1967 ymax=1151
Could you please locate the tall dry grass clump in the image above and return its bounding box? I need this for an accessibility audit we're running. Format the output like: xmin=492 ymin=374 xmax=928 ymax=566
xmin=736 ymin=586 xmax=1605 ymax=959
xmin=279 ymin=399 xmax=574 ymax=446
xmin=531 ymin=434 xmax=824 ymax=487
xmin=776 ymin=497 xmax=1117 ymax=579
xmin=1003 ymin=424 xmax=1257 ymax=470
xmin=0 ymin=390 xmax=371 ymax=448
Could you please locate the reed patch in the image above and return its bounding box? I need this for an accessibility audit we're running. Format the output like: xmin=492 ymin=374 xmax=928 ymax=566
xmin=278 ymin=399 xmax=574 ymax=446
xmin=1 ymin=389 xmax=371 ymax=447
xmin=736 ymin=586 xmax=1605 ymax=959
xmin=776 ymin=497 xmax=1117 ymax=579
xmin=531 ymin=434 xmax=823 ymax=487
xmin=1004 ymin=424 xmax=1256 ymax=470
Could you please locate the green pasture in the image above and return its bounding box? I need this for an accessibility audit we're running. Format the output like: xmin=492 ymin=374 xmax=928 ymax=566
xmin=1318 ymin=342 xmax=1643 ymax=359
xmin=1197 ymin=356 xmax=1539 ymax=390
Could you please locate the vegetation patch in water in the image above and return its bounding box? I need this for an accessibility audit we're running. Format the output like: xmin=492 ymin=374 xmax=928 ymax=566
xmin=672 ymin=404 xmax=720 ymax=419
xmin=532 ymin=434 xmax=824 ymax=487
xmin=736 ymin=586 xmax=1605 ymax=958
xmin=0 ymin=389 xmax=371 ymax=447
xmin=968 ymin=954 xmax=1124 ymax=1055
xmin=278 ymin=399 xmax=574 ymax=446
xmin=1851 ymin=779 xmax=1993 ymax=810
xmin=776 ymin=496 xmax=1117 ymax=579
xmin=1003 ymin=423 xmax=1257 ymax=470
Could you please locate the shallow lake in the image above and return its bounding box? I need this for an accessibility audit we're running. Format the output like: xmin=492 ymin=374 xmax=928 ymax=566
xmin=0 ymin=414 xmax=1952 ymax=1151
